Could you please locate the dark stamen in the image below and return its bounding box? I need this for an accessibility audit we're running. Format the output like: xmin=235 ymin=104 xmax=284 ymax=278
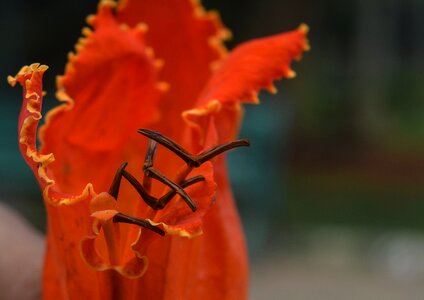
xmin=121 ymin=169 xmax=158 ymax=208
xmin=113 ymin=212 xmax=165 ymax=236
xmin=121 ymin=168 xmax=200 ymax=212
xmin=143 ymin=140 xmax=157 ymax=192
xmin=138 ymin=129 xmax=193 ymax=165
xmin=138 ymin=128 xmax=250 ymax=168
xmin=156 ymin=175 xmax=205 ymax=209
xmin=108 ymin=162 xmax=128 ymax=199
xmin=143 ymin=167 xmax=197 ymax=212
xmin=103 ymin=130 xmax=249 ymax=241
xmin=195 ymin=139 xmax=250 ymax=166
xmin=144 ymin=140 xmax=157 ymax=170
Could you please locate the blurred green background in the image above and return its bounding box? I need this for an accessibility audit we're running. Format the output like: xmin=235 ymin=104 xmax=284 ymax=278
xmin=1 ymin=0 xmax=424 ymax=298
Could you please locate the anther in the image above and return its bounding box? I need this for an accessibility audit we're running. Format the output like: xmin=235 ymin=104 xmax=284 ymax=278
xmin=108 ymin=162 xmax=128 ymax=199
xmin=143 ymin=140 xmax=157 ymax=192
xmin=138 ymin=129 xmax=193 ymax=165
xmin=193 ymin=139 xmax=250 ymax=166
xmin=113 ymin=213 xmax=165 ymax=236
xmin=138 ymin=129 xmax=250 ymax=168
xmin=101 ymin=129 xmax=249 ymax=241
xmin=143 ymin=139 xmax=157 ymax=170
xmin=120 ymin=167 xmax=200 ymax=211
xmin=156 ymin=175 xmax=205 ymax=209
xmin=143 ymin=167 xmax=197 ymax=212
xmin=121 ymin=169 xmax=158 ymax=208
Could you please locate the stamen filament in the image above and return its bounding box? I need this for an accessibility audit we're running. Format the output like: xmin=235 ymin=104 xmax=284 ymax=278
xmin=108 ymin=162 xmax=128 ymax=199
xmin=142 ymin=140 xmax=157 ymax=193
xmin=157 ymin=175 xmax=205 ymax=208
xmin=138 ymin=129 xmax=193 ymax=165
xmin=143 ymin=167 xmax=197 ymax=212
xmin=121 ymin=169 xmax=158 ymax=208
xmin=195 ymin=139 xmax=250 ymax=165
xmin=138 ymin=128 xmax=250 ymax=168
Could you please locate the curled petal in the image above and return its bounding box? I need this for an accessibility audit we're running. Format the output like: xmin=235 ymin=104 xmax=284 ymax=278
xmin=80 ymin=236 xmax=110 ymax=272
xmin=183 ymin=24 xmax=310 ymax=146
xmin=89 ymin=192 xmax=117 ymax=213
xmin=80 ymin=210 xmax=149 ymax=279
xmin=8 ymin=64 xmax=95 ymax=205
xmin=80 ymin=235 xmax=149 ymax=280
xmin=8 ymin=64 xmax=52 ymax=190
xmin=197 ymin=24 xmax=310 ymax=105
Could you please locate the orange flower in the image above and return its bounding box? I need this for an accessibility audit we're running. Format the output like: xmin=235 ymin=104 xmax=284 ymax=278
xmin=8 ymin=0 xmax=309 ymax=299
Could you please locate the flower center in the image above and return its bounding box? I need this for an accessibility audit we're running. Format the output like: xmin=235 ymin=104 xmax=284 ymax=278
xmin=94 ymin=128 xmax=249 ymax=237
xmin=82 ymin=128 xmax=249 ymax=277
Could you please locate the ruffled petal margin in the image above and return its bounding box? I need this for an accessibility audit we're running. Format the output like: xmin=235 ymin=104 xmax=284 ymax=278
xmin=8 ymin=63 xmax=95 ymax=206
xmin=39 ymin=0 xmax=165 ymax=201
xmin=8 ymin=64 xmax=52 ymax=190
xmin=183 ymin=24 xmax=310 ymax=146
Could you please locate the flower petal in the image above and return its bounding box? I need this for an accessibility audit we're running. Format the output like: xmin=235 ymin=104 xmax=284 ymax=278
xmin=183 ymin=24 xmax=310 ymax=146
xmin=8 ymin=64 xmax=52 ymax=190
xmin=40 ymin=1 xmax=165 ymax=198
xmin=198 ymin=24 xmax=309 ymax=105
xmin=9 ymin=63 xmax=101 ymax=299
xmin=117 ymin=0 xmax=229 ymax=143
xmin=42 ymin=199 xmax=99 ymax=299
